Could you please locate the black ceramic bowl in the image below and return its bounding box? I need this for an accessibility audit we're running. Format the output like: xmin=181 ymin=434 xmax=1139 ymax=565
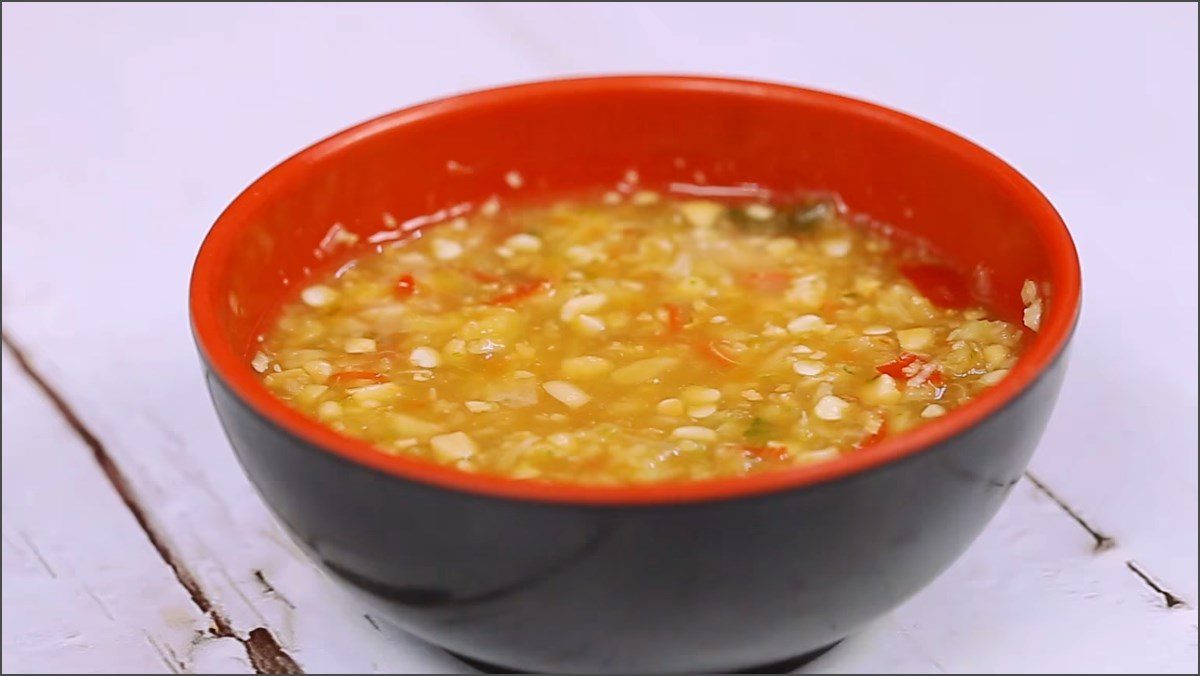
xmin=190 ymin=76 xmax=1081 ymax=673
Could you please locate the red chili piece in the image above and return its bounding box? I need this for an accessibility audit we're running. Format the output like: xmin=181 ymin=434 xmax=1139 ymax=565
xmin=488 ymin=278 xmax=549 ymax=305
xmin=740 ymin=270 xmax=792 ymax=293
xmin=470 ymin=269 xmax=502 ymax=284
xmin=743 ymin=444 xmax=790 ymax=463
xmin=876 ymin=352 xmax=920 ymax=379
xmin=394 ymin=274 xmax=417 ymax=299
xmin=664 ymin=303 xmax=691 ymax=333
xmin=859 ymin=420 xmax=889 ymax=448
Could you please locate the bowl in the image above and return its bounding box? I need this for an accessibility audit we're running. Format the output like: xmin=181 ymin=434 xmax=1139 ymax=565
xmin=190 ymin=76 xmax=1081 ymax=673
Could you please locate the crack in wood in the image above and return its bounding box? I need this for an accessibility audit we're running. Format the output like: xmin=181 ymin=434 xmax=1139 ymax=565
xmin=17 ymin=529 xmax=57 ymax=578
xmin=1022 ymin=472 xmax=1188 ymax=610
xmin=1125 ymin=560 xmax=1189 ymax=609
xmin=221 ymin=565 xmax=271 ymax=627
xmin=2 ymin=332 xmax=303 ymax=674
xmin=1024 ymin=471 xmax=1116 ymax=551
xmin=143 ymin=631 xmax=184 ymax=674
xmin=254 ymin=570 xmax=296 ymax=610
xmin=82 ymin=583 xmax=117 ymax=622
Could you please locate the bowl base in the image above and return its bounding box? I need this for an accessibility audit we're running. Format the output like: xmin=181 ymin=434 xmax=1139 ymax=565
xmin=448 ymin=640 xmax=842 ymax=674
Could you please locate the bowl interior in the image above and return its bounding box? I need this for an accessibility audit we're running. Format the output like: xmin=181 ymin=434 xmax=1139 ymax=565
xmin=191 ymin=76 xmax=1080 ymax=503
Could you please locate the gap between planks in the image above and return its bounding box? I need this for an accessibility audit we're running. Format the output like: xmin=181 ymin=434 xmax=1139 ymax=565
xmin=1024 ymin=470 xmax=1189 ymax=609
xmin=2 ymin=331 xmax=304 ymax=674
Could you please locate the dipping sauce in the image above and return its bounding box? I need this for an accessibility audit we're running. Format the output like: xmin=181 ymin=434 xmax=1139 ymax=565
xmin=253 ymin=191 xmax=1030 ymax=484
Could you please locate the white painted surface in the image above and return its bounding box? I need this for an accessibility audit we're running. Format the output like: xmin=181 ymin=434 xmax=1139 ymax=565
xmin=2 ymin=4 xmax=1196 ymax=673
xmin=1 ymin=349 xmax=246 ymax=674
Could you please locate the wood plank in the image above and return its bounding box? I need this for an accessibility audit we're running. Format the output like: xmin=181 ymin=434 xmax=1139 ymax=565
xmin=875 ymin=479 xmax=1197 ymax=674
xmin=2 ymin=3 xmax=1195 ymax=673
xmin=1 ymin=348 xmax=248 ymax=674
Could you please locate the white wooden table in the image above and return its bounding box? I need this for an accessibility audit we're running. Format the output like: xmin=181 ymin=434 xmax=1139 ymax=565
xmin=3 ymin=4 xmax=1196 ymax=673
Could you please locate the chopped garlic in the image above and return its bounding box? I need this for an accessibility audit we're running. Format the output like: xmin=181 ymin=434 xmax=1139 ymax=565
xmin=678 ymin=200 xmax=724 ymax=228
xmin=611 ymin=357 xmax=679 ymax=384
xmin=672 ymin=426 xmax=716 ymax=442
xmin=1021 ymin=279 xmax=1043 ymax=332
xmin=560 ymin=293 xmax=608 ymax=321
xmin=543 ymin=381 xmax=590 ymax=409
xmin=896 ymin=328 xmax=934 ymax=352
xmin=792 ymin=360 xmax=824 ymax=376
xmin=479 ymin=196 xmax=501 ymax=217
xmin=745 ymin=203 xmax=775 ymax=221
xmin=762 ymin=323 xmax=787 ymax=337
xmin=561 ymin=355 xmax=613 ymax=379
xmin=316 ymin=401 xmax=342 ymax=420
xmin=432 ymin=239 xmax=463 ymax=261
xmin=297 ymin=384 xmax=327 ymax=404
xmin=302 ymin=360 xmax=333 ymax=381
xmin=786 ymin=274 xmax=826 ymax=308
xmin=1023 ymin=300 xmax=1043 ymax=332
xmin=983 ymin=344 xmax=1010 ymax=370
xmin=505 ymin=170 xmax=524 ymax=188
xmin=300 ymin=285 xmax=338 ymax=307
xmin=861 ymin=374 xmax=902 ymax=405
xmin=344 ymin=338 xmax=377 ymax=354
xmin=250 ymin=352 xmax=270 ymax=373
xmin=410 ymin=346 xmax=441 ymax=369
xmin=814 ymin=395 xmax=850 ymax=421
xmin=505 ymin=233 xmax=541 ymax=252
xmin=1021 ymin=280 xmax=1038 ymax=304
xmin=787 ymin=314 xmax=828 ymax=334
xmin=430 ymin=432 xmax=477 ymax=461
xmin=657 ymin=398 xmax=685 ymax=416
xmin=820 ymin=238 xmax=852 ymax=258
xmin=565 ymin=245 xmax=602 ymax=266
xmin=921 ymin=404 xmax=947 ymax=419
xmin=800 ymin=447 xmax=841 ymax=464
xmin=572 ymin=314 xmax=606 ymax=335
xmin=980 ymin=369 xmax=1010 ymax=386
